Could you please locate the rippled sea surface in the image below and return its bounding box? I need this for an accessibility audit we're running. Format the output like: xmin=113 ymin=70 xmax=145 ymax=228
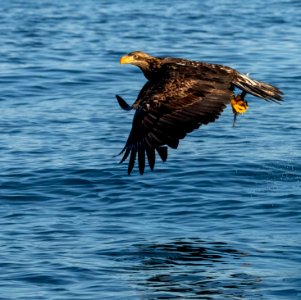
xmin=1 ymin=0 xmax=300 ymax=299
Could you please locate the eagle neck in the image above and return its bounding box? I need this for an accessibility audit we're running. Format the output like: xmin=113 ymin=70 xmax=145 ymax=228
xmin=140 ymin=61 xmax=161 ymax=81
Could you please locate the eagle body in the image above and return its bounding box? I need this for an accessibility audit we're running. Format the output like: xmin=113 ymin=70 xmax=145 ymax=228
xmin=117 ymin=51 xmax=283 ymax=175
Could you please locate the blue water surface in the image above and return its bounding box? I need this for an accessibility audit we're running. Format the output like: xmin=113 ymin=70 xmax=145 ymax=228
xmin=0 ymin=0 xmax=300 ymax=299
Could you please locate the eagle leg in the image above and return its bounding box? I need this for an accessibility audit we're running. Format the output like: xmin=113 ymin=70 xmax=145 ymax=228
xmin=231 ymin=91 xmax=249 ymax=127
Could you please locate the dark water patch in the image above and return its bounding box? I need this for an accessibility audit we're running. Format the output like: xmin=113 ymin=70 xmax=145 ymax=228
xmin=117 ymin=239 xmax=261 ymax=299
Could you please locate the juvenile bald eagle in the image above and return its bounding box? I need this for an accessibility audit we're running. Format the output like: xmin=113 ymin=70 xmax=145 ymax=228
xmin=116 ymin=51 xmax=283 ymax=175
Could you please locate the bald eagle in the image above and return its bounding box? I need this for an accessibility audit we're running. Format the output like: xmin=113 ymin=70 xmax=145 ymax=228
xmin=116 ymin=51 xmax=283 ymax=175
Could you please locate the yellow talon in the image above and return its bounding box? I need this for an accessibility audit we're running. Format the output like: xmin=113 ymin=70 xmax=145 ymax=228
xmin=231 ymin=94 xmax=249 ymax=114
xmin=231 ymin=93 xmax=249 ymax=127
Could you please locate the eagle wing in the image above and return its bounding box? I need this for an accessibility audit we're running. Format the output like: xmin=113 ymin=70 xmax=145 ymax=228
xmin=119 ymin=64 xmax=234 ymax=175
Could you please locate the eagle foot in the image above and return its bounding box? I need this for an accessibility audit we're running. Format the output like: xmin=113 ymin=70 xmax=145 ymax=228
xmin=231 ymin=93 xmax=249 ymax=127
xmin=231 ymin=94 xmax=249 ymax=114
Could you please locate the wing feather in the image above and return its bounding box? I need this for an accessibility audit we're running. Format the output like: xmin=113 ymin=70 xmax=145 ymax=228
xmin=138 ymin=141 xmax=145 ymax=175
xmin=145 ymin=145 xmax=155 ymax=171
xmin=156 ymin=147 xmax=168 ymax=162
xmin=128 ymin=144 xmax=137 ymax=175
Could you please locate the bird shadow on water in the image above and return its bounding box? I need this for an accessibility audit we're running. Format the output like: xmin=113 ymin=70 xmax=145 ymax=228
xmin=125 ymin=238 xmax=262 ymax=300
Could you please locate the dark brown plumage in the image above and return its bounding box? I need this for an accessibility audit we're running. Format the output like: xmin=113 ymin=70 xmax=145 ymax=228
xmin=117 ymin=51 xmax=283 ymax=175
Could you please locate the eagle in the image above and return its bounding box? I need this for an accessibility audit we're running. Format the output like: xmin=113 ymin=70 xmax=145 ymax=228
xmin=116 ymin=51 xmax=283 ymax=175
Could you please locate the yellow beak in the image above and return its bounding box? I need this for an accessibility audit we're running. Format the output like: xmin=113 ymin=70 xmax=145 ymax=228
xmin=120 ymin=55 xmax=134 ymax=64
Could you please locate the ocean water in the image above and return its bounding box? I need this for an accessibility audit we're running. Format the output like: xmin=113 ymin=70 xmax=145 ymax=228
xmin=0 ymin=0 xmax=300 ymax=299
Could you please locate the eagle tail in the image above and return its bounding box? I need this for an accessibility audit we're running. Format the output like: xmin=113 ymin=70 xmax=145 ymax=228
xmin=234 ymin=73 xmax=283 ymax=102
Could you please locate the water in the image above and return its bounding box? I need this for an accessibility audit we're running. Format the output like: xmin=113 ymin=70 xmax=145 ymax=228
xmin=0 ymin=0 xmax=300 ymax=299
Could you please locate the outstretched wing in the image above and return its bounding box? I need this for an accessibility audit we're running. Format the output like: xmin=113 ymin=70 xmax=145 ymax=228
xmin=119 ymin=64 xmax=234 ymax=175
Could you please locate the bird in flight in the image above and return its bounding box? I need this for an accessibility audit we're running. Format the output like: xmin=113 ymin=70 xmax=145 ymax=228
xmin=116 ymin=51 xmax=283 ymax=175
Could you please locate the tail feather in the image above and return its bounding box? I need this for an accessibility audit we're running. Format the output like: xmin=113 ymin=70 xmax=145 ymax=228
xmin=234 ymin=73 xmax=283 ymax=102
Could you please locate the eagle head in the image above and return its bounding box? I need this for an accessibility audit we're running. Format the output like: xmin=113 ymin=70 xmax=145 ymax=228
xmin=120 ymin=51 xmax=161 ymax=76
